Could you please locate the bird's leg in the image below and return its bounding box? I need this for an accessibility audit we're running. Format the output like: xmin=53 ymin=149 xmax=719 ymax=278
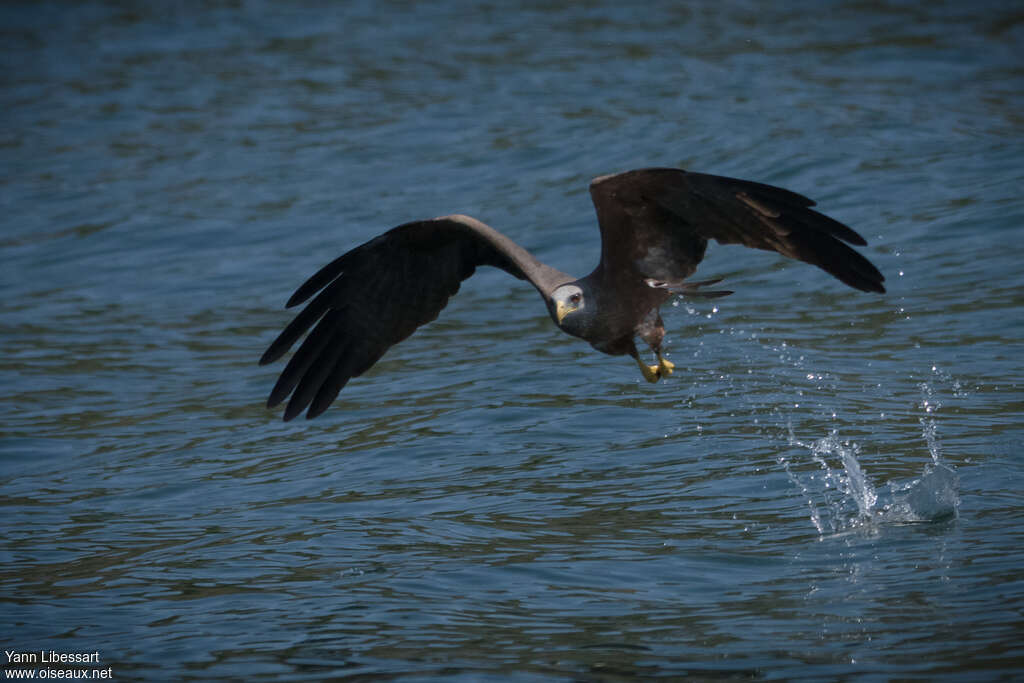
xmin=634 ymin=353 xmax=662 ymax=383
xmin=656 ymin=350 xmax=674 ymax=377
xmin=629 ymin=341 xmax=672 ymax=383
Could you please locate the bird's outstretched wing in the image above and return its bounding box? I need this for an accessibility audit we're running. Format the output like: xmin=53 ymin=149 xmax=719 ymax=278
xmin=588 ymin=168 xmax=885 ymax=293
xmin=259 ymin=214 xmax=569 ymax=420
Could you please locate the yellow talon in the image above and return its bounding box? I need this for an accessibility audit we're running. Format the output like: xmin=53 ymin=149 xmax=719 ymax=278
xmin=635 ymin=356 xmax=662 ymax=383
xmin=633 ymin=352 xmax=675 ymax=382
xmin=644 ymin=364 xmax=661 ymax=382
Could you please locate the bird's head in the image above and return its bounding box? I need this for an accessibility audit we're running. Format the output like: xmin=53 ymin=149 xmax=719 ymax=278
xmin=549 ymin=282 xmax=594 ymax=338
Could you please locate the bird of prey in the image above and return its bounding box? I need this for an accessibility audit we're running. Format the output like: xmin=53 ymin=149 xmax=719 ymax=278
xmin=259 ymin=167 xmax=884 ymax=420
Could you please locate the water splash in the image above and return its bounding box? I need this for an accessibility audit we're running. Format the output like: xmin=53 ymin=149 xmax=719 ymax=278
xmin=780 ymin=372 xmax=960 ymax=536
xmin=780 ymin=432 xmax=878 ymax=535
xmin=882 ymin=463 xmax=960 ymax=525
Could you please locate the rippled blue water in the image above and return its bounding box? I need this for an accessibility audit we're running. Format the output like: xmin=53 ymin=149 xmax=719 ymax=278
xmin=3 ymin=1 xmax=1023 ymax=680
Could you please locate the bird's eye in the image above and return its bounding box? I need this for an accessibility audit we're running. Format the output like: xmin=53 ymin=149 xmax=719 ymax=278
xmin=570 ymin=293 xmax=582 ymax=304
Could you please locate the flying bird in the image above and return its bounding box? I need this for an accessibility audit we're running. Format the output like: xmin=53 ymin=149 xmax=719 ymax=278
xmin=260 ymin=168 xmax=885 ymax=420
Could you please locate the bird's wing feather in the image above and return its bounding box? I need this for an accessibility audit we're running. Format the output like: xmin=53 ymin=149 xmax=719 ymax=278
xmin=588 ymin=168 xmax=885 ymax=293
xmin=259 ymin=214 xmax=569 ymax=420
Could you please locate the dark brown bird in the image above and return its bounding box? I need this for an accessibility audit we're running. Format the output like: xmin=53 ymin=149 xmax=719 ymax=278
xmin=259 ymin=168 xmax=885 ymax=420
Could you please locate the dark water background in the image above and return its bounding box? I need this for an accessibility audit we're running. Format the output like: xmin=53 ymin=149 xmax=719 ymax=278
xmin=3 ymin=1 xmax=1023 ymax=680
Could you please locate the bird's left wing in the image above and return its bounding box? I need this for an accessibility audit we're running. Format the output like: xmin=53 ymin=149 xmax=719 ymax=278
xmin=588 ymin=168 xmax=885 ymax=293
xmin=259 ymin=215 xmax=568 ymax=420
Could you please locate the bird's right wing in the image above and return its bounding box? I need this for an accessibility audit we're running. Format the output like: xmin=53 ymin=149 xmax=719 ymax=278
xmin=259 ymin=215 xmax=568 ymax=421
xmin=589 ymin=168 xmax=885 ymax=294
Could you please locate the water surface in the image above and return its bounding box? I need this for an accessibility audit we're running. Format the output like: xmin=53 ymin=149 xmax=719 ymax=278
xmin=3 ymin=1 xmax=1023 ymax=680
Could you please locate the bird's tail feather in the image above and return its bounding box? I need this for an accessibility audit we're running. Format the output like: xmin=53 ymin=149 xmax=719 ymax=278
xmin=645 ymin=277 xmax=734 ymax=299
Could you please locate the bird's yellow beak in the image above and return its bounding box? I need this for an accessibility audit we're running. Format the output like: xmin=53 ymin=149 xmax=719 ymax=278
xmin=555 ymin=300 xmax=576 ymax=324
